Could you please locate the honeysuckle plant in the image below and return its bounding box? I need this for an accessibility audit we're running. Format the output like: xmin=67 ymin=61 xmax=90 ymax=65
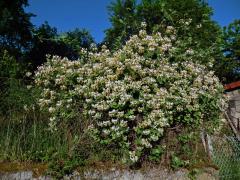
xmin=34 ymin=23 xmax=226 ymax=163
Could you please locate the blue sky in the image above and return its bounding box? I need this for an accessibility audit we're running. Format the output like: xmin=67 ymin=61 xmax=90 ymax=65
xmin=25 ymin=0 xmax=240 ymax=43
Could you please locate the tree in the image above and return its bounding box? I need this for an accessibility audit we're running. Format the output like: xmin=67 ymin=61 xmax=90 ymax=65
xmin=139 ymin=0 xmax=221 ymax=48
xmin=34 ymin=21 xmax=58 ymax=40
xmin=26 ymin=22 xmax=78 ymax=68
xmin=60 ymin=28 xmax=95 ymax=52
xmin=215 ymin=20 xmax=240 ymax=83
xmin=0 ymin=0 xmax=34 ymax=57
xmin=104 ymin=0 xmax=222 ymax=61
xmin=27 ymin=22 xmax=95 ymax=69
xmin=104 ymin=0 xmax=139 ymax=50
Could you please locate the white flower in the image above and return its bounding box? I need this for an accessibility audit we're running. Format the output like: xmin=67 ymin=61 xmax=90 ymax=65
xmin=196 ymin=24 xmax=202 ymax=28
xmin=26 ymin=85 xmax=32 ymax=89
xmin=49 ymin=107 xmax=55 ymax=113
xmin=111 ymin=119 xmax=118 ymax=124
xmin=186 ymin=49 xmax=194 ymax=55
xmin=150 ymin=135 xmax=159 ymax=141
xmin=67 ymin=98 xmax=73 ymax=103
xmin=56 ymin=101 xmax=62 ymax=107
xmin=129 ymin=151 xmax=138 ymax=162
xmin=143 ymin=130 xmax=150 ymax=135
xmin=50 ymin=117 xmax=56 ymax=122
xmin=23 ymin=105 xmax=28 ymax=111
xmin=141 ymin=22 xmax=147 ymax=28
xmin=26 ymin=72 xmax=32 ymax=77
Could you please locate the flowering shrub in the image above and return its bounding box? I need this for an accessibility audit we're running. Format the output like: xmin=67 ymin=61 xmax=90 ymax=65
xmin=34 ymin=25 xmax=226 ymax=163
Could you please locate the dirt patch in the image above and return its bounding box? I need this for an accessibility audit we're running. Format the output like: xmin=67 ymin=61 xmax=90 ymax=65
xmin=0 ymin=161 xmax=47 ymax=177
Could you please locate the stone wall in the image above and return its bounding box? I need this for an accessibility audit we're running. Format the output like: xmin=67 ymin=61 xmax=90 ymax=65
xmin=0 ymin=167 xmax=218 ymax=180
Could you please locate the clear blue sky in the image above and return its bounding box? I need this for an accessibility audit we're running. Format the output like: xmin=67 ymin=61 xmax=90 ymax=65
xmin=25 ymin=0 xmax=240 ymax=43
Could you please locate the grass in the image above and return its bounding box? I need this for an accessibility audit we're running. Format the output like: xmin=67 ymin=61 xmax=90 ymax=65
xmin=0 ymin=109 xmax=90 ymax=178
xmin=0 ymin=78 xmax=127 ymax=178
xmin=0 ymin=78 xmax=71 ymax=164
xmin=0 ymin=111 xmax=68 ymax=162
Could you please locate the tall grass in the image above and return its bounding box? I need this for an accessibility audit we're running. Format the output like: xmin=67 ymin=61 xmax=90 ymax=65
xmin=0 ymin=111 xmax=69 ymax=162
xmin=0 ymin=77 xmax=84 ymax=178
xmin=0 ymin=78 xmax=74 ymax=161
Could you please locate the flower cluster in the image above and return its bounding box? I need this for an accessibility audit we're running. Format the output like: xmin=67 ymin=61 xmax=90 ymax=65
xmin=34 ymin=56 xmax=90 ymax=129
xmin=34 ymin=26 xmax=226 ymax=162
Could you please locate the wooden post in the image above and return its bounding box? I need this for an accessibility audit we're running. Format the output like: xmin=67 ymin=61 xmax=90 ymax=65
xmin=225 ymin=112 xmax=240 ymax=141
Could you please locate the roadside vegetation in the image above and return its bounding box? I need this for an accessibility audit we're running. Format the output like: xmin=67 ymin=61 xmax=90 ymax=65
xmin=0 ymin=0 xmax=239 ymax=178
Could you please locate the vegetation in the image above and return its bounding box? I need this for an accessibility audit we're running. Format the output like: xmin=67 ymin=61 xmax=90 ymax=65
xmin=0 ymin=0 xmax=33 ymax=57
xmin=215 ymin=20 xmax=240 ymax=84
xmin=26 ymin=22 xmax=95 ymax=70
xmin=34 ymin=24 xmax=225 ymax=165
xmin=104 ymin=0 xmax=221 ymax=58
xmin=0 ymin=0 xmax=239 ymax=178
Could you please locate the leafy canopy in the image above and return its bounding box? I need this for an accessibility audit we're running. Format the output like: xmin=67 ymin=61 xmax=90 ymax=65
xmin=104 ymin=0 xmax=221 ymax=64
xmin=27 ymin=22 xmax=95 ymax=69
xmin=215 ymin=19 xmax=240 ymax=83
xmin=0 ymin=0 xmax=34 ymax=56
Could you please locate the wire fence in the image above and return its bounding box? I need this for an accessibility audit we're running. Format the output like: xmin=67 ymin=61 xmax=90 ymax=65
xmin=211 ymin=135 xmax=240 ymax=180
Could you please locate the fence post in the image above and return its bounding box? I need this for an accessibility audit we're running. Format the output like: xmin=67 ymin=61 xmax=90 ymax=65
xmin=225 ymin=112 xmax=240 ymax=141
xmin=201 ymin=131 xmax=214 ymax=159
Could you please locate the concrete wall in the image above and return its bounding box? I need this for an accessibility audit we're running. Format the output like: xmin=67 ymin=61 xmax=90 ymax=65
xmin=226 ymin=89 xmax=240 ymax=130
xmin=0 ymin=167 xmax=218 ymax=180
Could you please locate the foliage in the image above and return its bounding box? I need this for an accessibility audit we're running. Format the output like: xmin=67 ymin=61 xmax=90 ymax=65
xmin=45 ymin=138 xmax=87 ymax=179
xmin=0 ymin=0 xmax=33 ymax=57
xmin=170 ymin=154 xmax=186 ymax=170
xmin=34 ymin=24 xmax=226 ymax=164
xmin=60 ymin=28 xmax=95 ymax=53
xmin=34 ymin=55 xmax=85 ymax=129
xmin=0 ymin=0 xmax=234 ymax=176
xmin=26 ymin=22 xmax=95 ymax=69
xmin=104 ymin=0 xmax=139 ymax=50
xmin=0 ymin=50 xmax=32 ymax=114
xmin=215 ymin=19 xmax=240 ymax=84
xmin=0 ymin=103 xmax=91 ymax=177
xmin=104 ymin=0 xmax=222 ymax=59
xmin=148 ymin=145 xmax=164 ymax=162
xmin=35 ymin=21 xmax=58 ymax=39
xmin=26 ymin=22 xmax=75 ymax=69
xmin=0 ymin=50 xmax=22 ymax=78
